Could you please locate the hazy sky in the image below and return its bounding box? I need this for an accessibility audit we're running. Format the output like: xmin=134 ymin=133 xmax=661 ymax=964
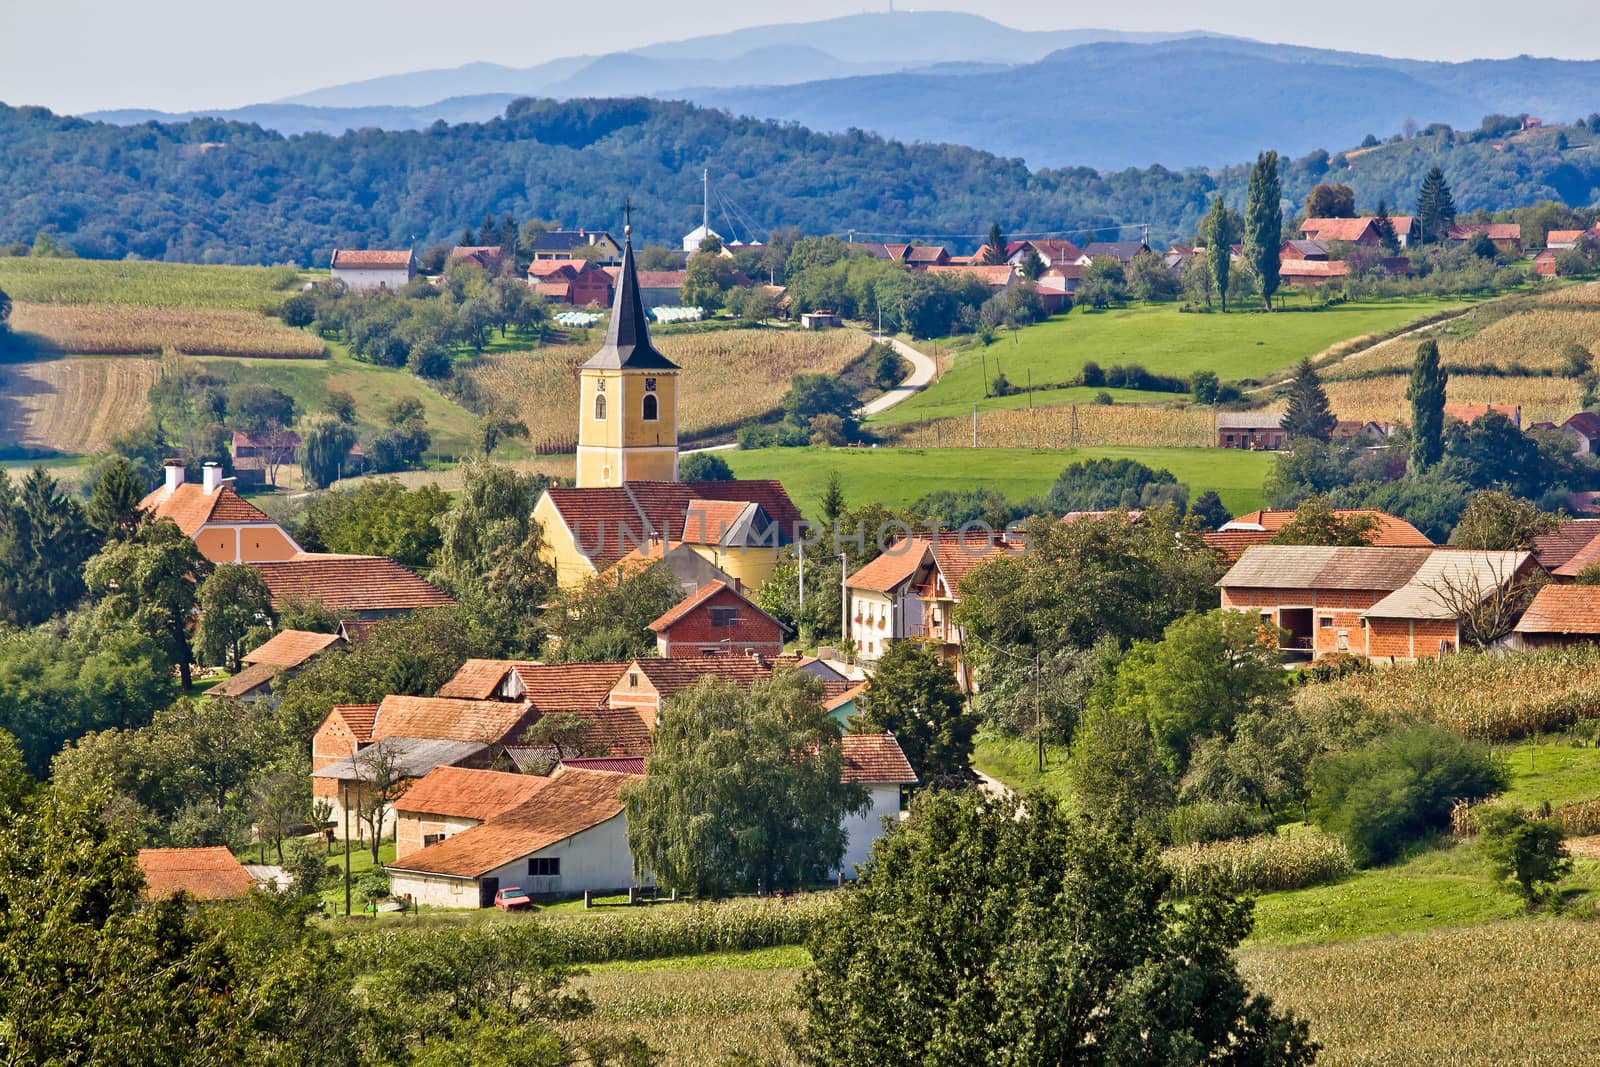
xmin=3 ymin=0 xmax=1599 ymax=114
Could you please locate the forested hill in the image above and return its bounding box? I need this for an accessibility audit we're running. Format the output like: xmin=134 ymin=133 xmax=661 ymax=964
xmin=3 ymin=97 xmax=1598 ymax=266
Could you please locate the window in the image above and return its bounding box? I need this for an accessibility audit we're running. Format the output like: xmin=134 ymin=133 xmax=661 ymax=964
xmin=1319 ymin=617 xmax=1333 ymax=628
xmin=423 ymin=833 xmax=445 ymax=848
xmin=710 ymin=606 xmax=739 ymax=628
xmin=529 ymin=857 xmax=561 ymax=878
xmin=594 ymin=394 xmax=607 ymax=420
xmin=628 ymin=671 xmax=639 ymax=688
xmin=642 ymin=394 xmax=659 ymax=421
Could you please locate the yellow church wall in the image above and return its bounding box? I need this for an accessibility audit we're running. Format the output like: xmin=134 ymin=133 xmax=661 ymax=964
xmin=687 ymin=545 xmax=782 ymax=593
xmin=533 ymin=494 xmax=600 ymax=588
xmin=577 ymin=368 xmax=679 ymax=488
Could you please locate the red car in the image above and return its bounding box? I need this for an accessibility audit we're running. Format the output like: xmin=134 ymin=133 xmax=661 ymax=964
xmin=493 ymin=886 xmax=532 ymax=910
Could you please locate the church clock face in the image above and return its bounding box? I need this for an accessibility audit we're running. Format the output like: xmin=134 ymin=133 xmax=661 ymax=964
xmin=645 ymin=378 xmax=657 ymax=392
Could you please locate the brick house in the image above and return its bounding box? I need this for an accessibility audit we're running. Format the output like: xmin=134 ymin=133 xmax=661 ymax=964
xmin=527 ymin=259 xmax=614 ymax=306
xmin=1300 ymin=216 xmax=1417 ymax=248
xmin=1202 ymin=507 xmax=1432 ymax=563
xmin=647 ymin=580 xmax=789 ymax=658
xmin=393 ymin=766 xmax=549 ymax=860
xmin=1219 ymin=545 xmax=1536 ymax=662
xmin=1216 ymin=411 xmax=1287 ymax=449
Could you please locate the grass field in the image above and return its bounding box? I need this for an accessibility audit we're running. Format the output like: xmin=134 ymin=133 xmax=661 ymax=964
xmin=971 ymin=733 xmax=1074 ymax=798
xmin=723 ymin=445 xmax=1275 ymax=516
xmin=875 ymin=297 xmax=1475 ymax=425
xmin=468 ymin=327 xmax=872 ymax=450
xmin=1499 ymin=741 xmax=1600 ymax=810
xmin=0 ymin=257 xmax=304 ymax=310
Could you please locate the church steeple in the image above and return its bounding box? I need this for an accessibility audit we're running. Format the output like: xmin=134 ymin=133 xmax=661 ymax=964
xmin=580 ymin=203 xmax=679 ymax=373
xmin=575 ymin=202 xmax=682 ymax=489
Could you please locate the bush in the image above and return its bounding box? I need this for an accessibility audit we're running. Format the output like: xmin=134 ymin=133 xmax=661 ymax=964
xmin=678 ymin=451 xmax=733 ymax=481
xmin=1079 ymin=360 xmax=1105 ymax=387
xmin=1477 ymin=807 xmax=1573 ymax=906
xmin=1310 ymin=724 xmax=1507 ymax=866
xmin=1163 ymin=830 xmax=1353 ymax=895
xmin=1167 ymin=801 xmax=1273 ymax=846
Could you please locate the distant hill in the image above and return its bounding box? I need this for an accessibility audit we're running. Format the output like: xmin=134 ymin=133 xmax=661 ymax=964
xmin=4 ymin=96 xmax=1597 ymax=266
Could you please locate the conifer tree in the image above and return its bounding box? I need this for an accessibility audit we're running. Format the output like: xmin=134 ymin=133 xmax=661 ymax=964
xmin=1416 ymin=167 xmax=1457 ymax=244
xmin=983 ymin=223 xmax=1007 ymax=265
xmin=1202 ymin=195 xmax=1240 ymax=313
xmin=1373 ymin=199 xmax=1400 ymax=253
xmin=1407 ymin=338 xmax=1448 ymax=474
xmin=1244 ymin=151 xmax=1282 ymax=310
xmin=1281 ymin=358 xmax=1335 ymax=441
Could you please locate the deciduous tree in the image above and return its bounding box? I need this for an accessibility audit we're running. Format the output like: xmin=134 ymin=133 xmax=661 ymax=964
xmin=195 ymin=563 xmax=273 ymax=670
xmin=85 ymin=518 xmax=209 ymax=690
xmin=854 ymin=639 xmax=977 ymax=783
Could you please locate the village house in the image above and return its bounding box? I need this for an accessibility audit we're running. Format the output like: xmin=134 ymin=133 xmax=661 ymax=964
xmin=251 ymin=555 xmax=455 ymax=620
xmin=922 ymin=263 xmax=1018 ymax=290
xmin=1300 ymin=216 xmax=1417 ymax=248
xmin=531 ymin=229 xmax=622 ymax=266
xmin=386 ymin=765 xmax=641 ymax=908
xmin=528 ymin=259 xmax=614 ymax=306
xmin=1512 ymin=586 xmax=1600 ymax=649
xmin=648 ymin=580 xmax=789 ymax=659
xmin=1202 ymin=507 xmax=1432 ymax=563
xmin=1279 ymin=260 xmax=1351 ymax=286
xmin=1447 ymin=222 xmax=1522 ymax=255
xmin=1216 ymin=411 xmax=1287 ymax=449
xmin=1331 ymin=419 xmax=1395 ymax=444
xmin=393 ymin=766 xmax=550 ymax=860
xmin=1082 ymin=240 xmax=1152 ymax=264
xmin=1544 ymin=227 xmax=1600 ymax=250
xmin=1535 ymin=248 xmax=1561 ymax=276
xmin=1532 ymin=518 xmax=1600 ymax=574
xmin=211 ymin=628 xmax=345 ymax=702
xmin=140 ymin=461 xmax=302 ymax=564
xmin=330 ymin=249 xmax=416 ymax=290
xmin=1218 ymin=545 xmax=1538 ymax=662
xmin=837 ymin=733 xmax=917 ymax=874
xmin=1560 ymin=412 xmax=1600 ymax=455
xmin=137 ymin=847 xmax=255 ymax=901
xmin=447 ymin=245 xmax=509 ymax=274
xmin=1444 ymin=403 xmax=1521 ymax=430
xmin=604 ymin=540 xmax=739 ymax=597
xmin=800 ymin=310 xmax=842 ymax=329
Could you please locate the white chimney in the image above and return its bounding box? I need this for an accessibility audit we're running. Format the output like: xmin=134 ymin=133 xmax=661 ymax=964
xmin=201 ymin=462 xmax=223 ymax=494
xmin=163 ymin=460 xmax=185 ymax=492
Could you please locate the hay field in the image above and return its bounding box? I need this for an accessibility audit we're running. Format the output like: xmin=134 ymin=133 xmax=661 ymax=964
xmin=468 ymin=328 xmax=871 ymax=449
xmin=10 ymin=303 xmax=327 ymax=358
xmin=0 ymin=357 xmax=162 ymax=454
xmin=1323 ymin=374 xmax=1583 ymax=425
xmin=0 ymin=256 xmax=303 ymax=310
xmin=887 ymin=402 xmax=1215 ymax=449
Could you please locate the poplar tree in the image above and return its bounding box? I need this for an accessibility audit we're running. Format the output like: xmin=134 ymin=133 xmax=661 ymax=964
xmin=1407 ymin=338 xmax=1448 ymax=474
xmin=1416 ymin=167 xmax=1457 ymax=244
xmin=1244 ymin=151 xmax=1282 ymax=310
xmin=1202 ymin=195 xmax=1240 ymax=313
xmin=983 ymin=223 xmax=1007 ymax=264
xmin=1282 ymin=358 xmax=1335 ymax=442
xmin=1373 ymin=199 xmax=1401 ymax=253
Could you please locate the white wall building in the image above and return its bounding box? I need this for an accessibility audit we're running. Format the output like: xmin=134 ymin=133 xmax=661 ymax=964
xmin=330 ymin=249 xmax=416 ymax=291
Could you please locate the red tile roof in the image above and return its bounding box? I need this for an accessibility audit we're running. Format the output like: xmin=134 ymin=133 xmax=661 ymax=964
xmin=1514 ymin=585 xmax=1600 ymax=635
xmin=542 ymin=481 xmax=801 ymax=567
xmin=1280 ymin=260 xmax=1350 ymax=279
xmin=252 ymin=554 xmax=456 ymax=613
xmin=1563 ymin=412 xmax=1600 ymax=440
xmin=1205 ymin=508 xmax=1432 ymax=562
xmin=824 ymin=682 xmax=866 ymax=712
xmin=137 ymin=847 xmax=254 ymax=900
xmin=1300 ymin=217 xmax=1379 ymax=242
xmin=927 ymin=533 xmax=1022 ymax=594
xmin=231 ymin=429 xmax=300 ymax=451
xmin=1448 ymin=223 xmax=1521 ymax=242
xmin=370 ymin=695 xmax=532 ymax=744
xmin=629 ymin=656 xmax=774 ymax=699
xmin=1534 ymin=520 xmax=1600 ymax=572
xmin=1443 ymin=403 xmax=1520 ymax=426
xmin=139 ymin=482 xmax=278 ymax=537
xmin=922 ymin=264 xmax=1015 ymax=286
xmin=560 ymin=755 xmax=647 ymax=774
xmin=210 ymin=661 xmax=283 ymax=699
xmin=577 ymin=706 xmax=654 ymax=757
xmin=387 ymin=766 xmax=636 ymax=879
xmin=846 ymin=541 xmax=931 ymax=593
xmin=435 ymin=659 xmax=518 ymax=700
xmin=335 ymin=704 xmax=379 ymax=744
xmin=243 ymin=629 xmax=343 ymax=669
xmin=513 ymin=662 xmax=632 ymax=712
xmin=332 ymin=249 xmax=414 ymax=269
xmin=397 ymin=766 xmax=548 ymax=821
xmin=840 ymin=733 xmax=917 ymax=784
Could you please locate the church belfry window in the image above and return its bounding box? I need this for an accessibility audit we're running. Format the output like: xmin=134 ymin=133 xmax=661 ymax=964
xmin=642 ymin=394 xmax=659 ymax=421
xmin=595 ymin=394 xmax=607 ymax=420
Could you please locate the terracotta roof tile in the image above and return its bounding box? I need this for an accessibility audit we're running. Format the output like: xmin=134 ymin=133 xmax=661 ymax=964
xmin=928 ymin=534 xmax=1022 ymax=593
xmin=331 ymin=249 xmax=414 ymax=269
xmin=1443 ymin=403 xmax=1520 ymax=426
xmin=846 ymin=541 xmax=931 ymax=593
xmin=1281 ymin=260 xmax=1350 ymax=278
xmin=1207 ymin=509 xmax=1432 ymax=561
xmin=543 ymin=481 xmax=800 ymax=567
xmin=336 ymin=704 xmax=378 ymax=744
xmin=577 ymin=706 xmax=654 ymax=757
xmin=1449 ymin=223 xmax=1521 ymax=242
xmin=630 ymin=657 xmax=774 ymax=699
xmin=137 ymin=847 xmax=254 ymax=900
xmin=210 ymin=661 xmax=283 ymax=699
xmin=436 ymin=659 xmax=519 ymax=700
xmin=922 ymin=264 xmax=1015 ymax=285
xmin=1534 ymin=520 xmax=1600 ymax=572
xmin=1515 ymin=586 xmax=1600 ymax=635
xmin=1301 ymin=217 xmax=1379 ymax=242
xmin=370 ymin=695 xmax=533 ymax=744
xmin=559 ymin=755 xmax=647 ymax=774
xmin=397 ymin=766 xmax=548 ymax=822
xmin=243 ymin=629 xmax=343 ymax=669
xmin=514 ymin=662 xmax=631 ymax=712
xmin=823 ymin=681 xmax=865 ymax=711
xmin=252 ymin=554 xmax=455 ymax=613
xmin=1218 ymin=545 xmax=1435 ymax=591
xmin=139 ymin=482 xmax=277 ymax=537
xmin=840 ymin=733 xmax=917 ymax=784
xmin=387 ymin=766 xmax=635 ymax=879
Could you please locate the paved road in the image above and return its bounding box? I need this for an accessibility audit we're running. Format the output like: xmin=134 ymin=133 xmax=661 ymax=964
xmin=860 ymin=336 xmax=937 ymax=417
xmin=683 ymin=335 xmax=937 ymax=455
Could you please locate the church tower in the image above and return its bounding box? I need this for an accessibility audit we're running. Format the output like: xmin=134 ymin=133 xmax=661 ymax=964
xmin=575 ymin=209 xmax=681 ymax=488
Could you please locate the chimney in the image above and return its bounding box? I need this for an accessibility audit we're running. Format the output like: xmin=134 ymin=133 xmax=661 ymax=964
xmin=163 ymin=459 xmax=185 ymax=492
xmin=201 ymin=462 xmax=223 ymax=494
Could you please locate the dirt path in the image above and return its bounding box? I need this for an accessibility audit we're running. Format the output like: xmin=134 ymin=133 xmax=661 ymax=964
xmin=1246 ymin=306 xmax=1478 ymax=394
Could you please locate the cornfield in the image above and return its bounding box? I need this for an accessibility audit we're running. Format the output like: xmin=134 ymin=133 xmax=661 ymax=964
xmin=1322 ymin=373 xmax=1583 ymax=425
xmin=1163 ymin=830 xmax=1352 ymax=896
xmin=0 ymin=256 xmax=303 ymax=310
xmin=1451 ymin=796 xmax=1600 ymax=838
xmin=1539 ymin=280 xmax=1600 ymax=307
xmin=0 ymin=356 xmax=162 ymax=454
xmin=887 ymin=402 xmax=1215 ymax=450
xmin=468 ymin=328 xmax=871 ymax=449
xmin=1299 ymin=648 xmax=1600 ymax=741
xmin=1240 ymin=921 xmax=1600 ymax=1066
xmin=532 ymin=893 xmax=839 ymax=964
xmin=9 ymin=303 xmax=328 ymax=358
xmin=1332 ymin=309 xmax=1600 ymax=377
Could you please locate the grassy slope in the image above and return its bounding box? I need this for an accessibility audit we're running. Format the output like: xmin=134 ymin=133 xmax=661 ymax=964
xmin=724 ymin=445 xmax=1275 ymax=516
xmin=971 ymin=733 xmax=1074 ymax=798
xmin=1497 ymin=741 xmax=1600 ymax=810
xmin=876 ymin=296 xmax=1474 ymax=426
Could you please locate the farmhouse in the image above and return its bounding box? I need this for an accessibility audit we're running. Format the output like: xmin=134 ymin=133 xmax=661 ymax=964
xmin=393 ymin=766 xmax=550 ymax=859
xmin=528 ymin=260 xmax=614 ymax=306
xmin=1447 ymin=223 xmax=1522 ymax=255
xmin=1512 ymin=586 xmax=1600 ymax=649
xmin=1544 ymin=227 xmax=1600 ymax=250
xmin=211 ymin=628 xmax=345 ymax=702
xmin=447 ymin=245 xmax=509 ymax=273
xmin=140 ymin=461 xmax=301 ymax=564
xmin=1202 ymin=507 xmax=1432 ymax=563
xmin=251 ymin=555 xmax=455 ymax=619
xmin=648 ymin=580 xmax=789 ymax=659
xmin=137 ymin=847 xmax=254 ymax=901
xmin=1560 ymin=412 xmax=1600 ymax=455
xmin=837 ymin=733 xmax=917 ymax=875
xmin=1082 ymin=240 xmax=1151 ymax=263
xmin=922 ymin=263 xmax=1018 ymax=290
xmin=387 ymin=765 xmax=640 ymax=908
xmin=1300 ymin=216 xmax=1416 ymax=248
xmin=1218 ymin=545 xmax=1537 ymax=662
xmin=1444 ymin=403 xmax=1521 ymax=430
xmin=531 ymin=229 xmax=622 ymax=266
xmin=1216 ymin=411 xmax=1287 ymax=450
xmin=330 ymin=249 xmax=416 ymax=290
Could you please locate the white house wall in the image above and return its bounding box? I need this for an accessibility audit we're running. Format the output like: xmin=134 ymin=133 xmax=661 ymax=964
xmin=332 ymin=267 xmax=412 ymax=291
xmin=837 ymin=783 xmax=904 ymax=878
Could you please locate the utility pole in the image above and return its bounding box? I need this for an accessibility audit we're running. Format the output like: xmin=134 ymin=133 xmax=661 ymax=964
xmin=1034 ymin=649 xmax=1043 ymax=773
xmin=972 ymin=403 xmax=978 ymax=448
xmin=798 ymin=540 xmax=805 ymax=610
xmin=839 ymin=552 xmax=849 ymax=649
xmin=343 ymin=782 xmax=351 ymax=918
xmin=702 ymin=168 xmax=709 ymax=236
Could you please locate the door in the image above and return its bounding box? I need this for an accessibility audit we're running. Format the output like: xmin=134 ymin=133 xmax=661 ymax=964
xmin=479 ymin=877 xmax=499 ymax=909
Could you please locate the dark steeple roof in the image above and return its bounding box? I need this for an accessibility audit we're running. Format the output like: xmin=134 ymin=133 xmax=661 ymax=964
xmin=580 ymin=206 xmax=680 ymax=372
